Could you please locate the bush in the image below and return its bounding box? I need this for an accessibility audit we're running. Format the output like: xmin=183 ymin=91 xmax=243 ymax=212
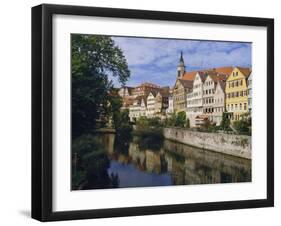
xmin=233 ymin=120 xmax=250 ymax=134
xmin=164 ymin=111 xmax=189 ymax=128
xmin=136 ymin=116 xmax=162 ymax=129
xmin=220 ymin=112 xmax=231 ymax=131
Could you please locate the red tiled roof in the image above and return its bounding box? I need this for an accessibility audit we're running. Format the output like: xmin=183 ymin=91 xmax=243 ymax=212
xmin=178 ymin=79 xmax=193 ymax=89
xmin=237 ymin=67 xmax=252 ymax=78
xmin=214 ymin=66 xmax=234 ymax=76
xmin=208 ymin=73 xmax=228 ymax=82
xmin=138 ymin=82 xmax=160 ymax=88
xmin=182 ymin=66 xmax=234 ymax=81
xmin=182 ymin=71 xmax=197 ymax=81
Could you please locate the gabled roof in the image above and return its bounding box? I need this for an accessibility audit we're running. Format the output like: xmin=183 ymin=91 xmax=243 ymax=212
xmin=237 ymin=67 xmax=252 ymax=78
xmin=178 ymin=79 xmax=193 ymax=89
xmin=138 ymin=82 xmax=160 ymax=88
xmin=196 ymin=71 xmax=208 ymax=82
xmin=158 ymin=86 xmax=170 ymax=97
xmin=214 ymin=66 xmax=233 ymax=76
xmin=182 ymin=66 xmax=233 ymax=81
xmin=207 ymin=72 xmax=228 ymax=83
xmin=134 ymin=95 xmax=148 ymax=106
xmin=182 ymin=71 xmax=197 ymax=81
xmin=148 ymin=90 xmax=158 ymax=97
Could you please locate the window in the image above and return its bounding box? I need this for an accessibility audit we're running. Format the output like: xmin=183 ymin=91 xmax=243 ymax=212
xmin=235 ymin=104 xmax=238 ymax=110
xmin=240 ymin=103 xmax=242 ymax=110
xmin=244 ymin=103 xmax=247 ymax=110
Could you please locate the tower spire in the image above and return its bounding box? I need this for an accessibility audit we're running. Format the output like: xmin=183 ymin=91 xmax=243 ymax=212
xmin=180 ymin=51 xmax=184 ymax=63
xmin=177 ymin=51 xmax=185 ymax=78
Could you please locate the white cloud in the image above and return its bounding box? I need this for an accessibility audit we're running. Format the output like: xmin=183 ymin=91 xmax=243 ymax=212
xmin=111 ymin=36 xmax=251 ymax=87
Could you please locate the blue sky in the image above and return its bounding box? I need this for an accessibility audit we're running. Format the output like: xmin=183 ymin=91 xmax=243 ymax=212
xmin=111 ymin=36 xmax=251 ymax=88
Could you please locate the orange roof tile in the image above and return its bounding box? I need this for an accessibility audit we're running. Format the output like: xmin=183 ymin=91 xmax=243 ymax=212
xmin=214 ymin=66 xmax=234 ymax=76
xmin=182 ymin=71 xmax=197 ymax=81
xmin=182 ymin=66 xmax=234 ymax=81
xmin=208 ymin=73 xmax=228 ymax=82
xmin=237 ymin=67 xmax=252 ymax=78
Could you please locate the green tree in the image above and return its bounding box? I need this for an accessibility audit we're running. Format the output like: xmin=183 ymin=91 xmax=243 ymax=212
xmin=72 ymin=34 xmax=130 ymax=137
xmin=136 ymin=116 xmax=150 ymax=129
xmin=72 ymin=134 xmax=111 ymax=189
xmin=175 ymin=111 xmax=187 ymax=128
xmin=220 ymin=112 xmax=231 ymax=131
xmin=112 ymin=109 xmax=132 ymax=137
xmin=233 ymin=113 xmax=251 ymax=134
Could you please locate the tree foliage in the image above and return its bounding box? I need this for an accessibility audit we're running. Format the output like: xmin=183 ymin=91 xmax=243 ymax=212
xmin=220 ymin=112 xmax=231 ymax=131
xmin=112 ymin=109 xmax=133 ymax=136
xmin=72 ymin=134 xmax=111 ymax=189
xmin=233 ymin=113 xmax=251 ymax=134
xmin=71 ymin=34 xmax=130 ymax=137
xmin=165 ymin=111 xmax=189 ymax=128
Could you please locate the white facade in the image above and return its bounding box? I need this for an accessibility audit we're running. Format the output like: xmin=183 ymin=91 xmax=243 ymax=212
xmin=139 ymin=98 xmax=147 ymax=118
xmin=186 ymin=72 xmax=206 ymax=127
xmin=212 ymin=82 xmax=225 ymax=125
xmin=203 ymin=73 xmax=227 ymax=125
xmin=203 ymin=75 xmax=216 ymax=122
xmin=247 ymin=72 xmax=252 ymax=113
xmin=166 ymin=95 xmax=174 ymax=115
xmin=146 ymin=92 xmax=156 ymax=118
xmin=129 ymin=100 xmax=141 ymax=121
xmin=129 ymin=97 xmax=147 ymax=121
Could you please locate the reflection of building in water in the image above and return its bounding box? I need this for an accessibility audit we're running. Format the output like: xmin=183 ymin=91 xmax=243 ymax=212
xmin=97 ymin=133 xmax=251 ymax=186
xmin=145 ymin=150 xmax=162 ymax=174
xmin=129 ymin=142 xmax=146 ymax=171
xmin=163 ymin=139 xmax=251 ymax=185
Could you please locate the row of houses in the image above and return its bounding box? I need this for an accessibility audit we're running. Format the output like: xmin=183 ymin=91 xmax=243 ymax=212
xmin=118 ymin=52 xmax=252 ymax=127
xmin=118 ymin=83 xmax=170 ymax=121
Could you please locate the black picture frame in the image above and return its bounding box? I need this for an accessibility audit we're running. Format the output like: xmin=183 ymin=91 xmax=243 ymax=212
xmin=32 ymin=3 xmax=274 ymax=222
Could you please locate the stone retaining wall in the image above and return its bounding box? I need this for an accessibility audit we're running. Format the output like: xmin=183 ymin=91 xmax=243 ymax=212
xmin=163 ymin=128 xmax=251 ymax=159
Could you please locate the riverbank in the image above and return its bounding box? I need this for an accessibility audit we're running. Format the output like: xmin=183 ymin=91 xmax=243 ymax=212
xmin=163 ymin=127 xmax=251 ymax=159
xmin=94 ymin=128 xmax=116 ymax=133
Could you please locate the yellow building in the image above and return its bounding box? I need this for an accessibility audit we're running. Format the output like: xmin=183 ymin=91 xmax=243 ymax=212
xmin=225 ymin=67 xmax=252 ymax=121
xmin=173 ymin=79 xmax=193 ymax=113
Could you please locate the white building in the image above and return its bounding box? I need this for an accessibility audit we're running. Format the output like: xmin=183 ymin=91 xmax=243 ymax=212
xmin=129 ymin=96 xmax=147 ymax=121
xmin=247 ymin=72 xmax=252 ymax=113
xmin=213 ymin=81 xmax=226 ymax=125
xmin=203 ymin=72 xmax=227 ymax=124
xmin=146 ymin=91 xmax=157 ymax=118
xmin=154 ymin=87 xmax=169 ymax=116
xmin=166 ymin=91 xmax=174 ymax=115
xmin=186 ymin=72 xmax=207 ymax=127
xmin=118 ymin=86 xmax=135 ymax=98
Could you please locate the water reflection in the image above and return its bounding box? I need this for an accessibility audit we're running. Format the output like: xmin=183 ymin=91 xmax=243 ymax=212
xmin=72 ymin=133 xmax=251 ymax=190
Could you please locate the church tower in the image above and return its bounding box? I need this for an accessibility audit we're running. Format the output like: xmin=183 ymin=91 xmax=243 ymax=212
xmin=177 ymin=51 xmax=185 ymax=78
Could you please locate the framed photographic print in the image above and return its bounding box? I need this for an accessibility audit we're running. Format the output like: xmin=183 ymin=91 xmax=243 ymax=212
xmin=32 ymin=4 xmax=274 ymax=221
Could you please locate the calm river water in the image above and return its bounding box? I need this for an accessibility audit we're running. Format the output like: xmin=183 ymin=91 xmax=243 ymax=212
xmin=73 ymin=133 xmax=251 ymax=190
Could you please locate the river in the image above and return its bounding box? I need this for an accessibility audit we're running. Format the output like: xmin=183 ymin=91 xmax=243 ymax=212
xmin=72 ymin=133 xmax=251 ymax=190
